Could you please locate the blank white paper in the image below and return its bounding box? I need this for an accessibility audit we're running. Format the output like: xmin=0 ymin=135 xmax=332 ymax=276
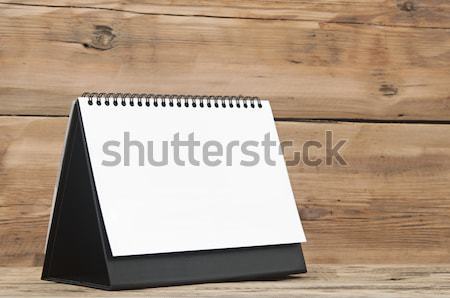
xmin=79 ymin=97 xmax=306 ymax=257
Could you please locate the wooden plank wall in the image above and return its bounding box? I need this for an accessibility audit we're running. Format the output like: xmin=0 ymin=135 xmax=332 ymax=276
xmin=0 ymin=0 xmax=449 ymax=267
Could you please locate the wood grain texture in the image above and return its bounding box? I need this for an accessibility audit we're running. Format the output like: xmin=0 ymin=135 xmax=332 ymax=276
xmin=1 ymin=117 xmax=450 ymax=266
xmin=2 ymin=0 xmax=449 ymax=28
xmin=0 ymin=3 xmax=449 ymax=120
xmin=0 ymin=265 xmax=449 ymax=297
xmin=1 ymin=1 xmax=449 ymax=295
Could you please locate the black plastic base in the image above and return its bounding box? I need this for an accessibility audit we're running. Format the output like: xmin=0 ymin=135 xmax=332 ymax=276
xmin=44 ymin=243 xmax=306 ymax=290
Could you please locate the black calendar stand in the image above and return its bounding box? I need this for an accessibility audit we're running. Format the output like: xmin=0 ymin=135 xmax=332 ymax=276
xmin=41 ymin=101 xmax=307 ymax=290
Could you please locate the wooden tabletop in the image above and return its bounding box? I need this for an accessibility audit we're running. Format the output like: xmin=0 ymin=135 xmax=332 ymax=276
xmin=1 ymin=0 xmax=449 ymax=296
xmin=2 ymin=265 xmax=450 ymax=297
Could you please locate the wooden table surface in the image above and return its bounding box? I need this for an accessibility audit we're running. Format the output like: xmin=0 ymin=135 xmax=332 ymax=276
xmin=2 ymin=265 xmax=450 ymax=297
xmin=1 ymin=0 xmax=449 ymax=296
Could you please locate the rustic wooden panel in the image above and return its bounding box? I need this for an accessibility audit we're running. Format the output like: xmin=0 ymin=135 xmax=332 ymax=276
xmin=0 ymin=4 xmax=449 ymax=120
xmin=3 ymin=0 xmax=449 ymax=28
xmin=1 ymin=265 xmax=449 ymax=297
xmin=1 ymin=116 xmax=449 ymax=266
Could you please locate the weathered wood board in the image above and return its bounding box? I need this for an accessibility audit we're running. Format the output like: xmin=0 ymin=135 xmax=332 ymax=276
xmin=0 ymin=2 xmax=449 ymax=120
xmin=0 ymin=265 xmax=449 ymax=297
xmin=2 ymin=0 xmax=450 ymax=28
xmin=1 ymin=117 xmax=449 ymax=266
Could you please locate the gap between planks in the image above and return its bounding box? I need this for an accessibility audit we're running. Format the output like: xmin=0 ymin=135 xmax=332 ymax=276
xmin=1 ymin=114 xmax=450 ymax=125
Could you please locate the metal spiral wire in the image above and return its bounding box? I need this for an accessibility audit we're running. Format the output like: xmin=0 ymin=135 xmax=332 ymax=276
xmin=81 ymin=93 xmax=263 ymax=108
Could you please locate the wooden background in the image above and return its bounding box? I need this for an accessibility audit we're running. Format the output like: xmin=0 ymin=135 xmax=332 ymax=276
xmin=0 ymin=0 xmax=449 ymax=296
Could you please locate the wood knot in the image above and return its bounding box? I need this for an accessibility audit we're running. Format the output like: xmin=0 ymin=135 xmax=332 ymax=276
xmin=379 ymin=84 xmax=398 ymax=97
xmin=83 ymin=25 xmax=116 ymax=51
xmin=398 ymin=1 xmax=416 ymax=12
xmin=389 ymin=277 xmax=404 ymax=281
xmin=288 ymin=59 xmax=303 ymax=64
xmin=299 ymin=207 xmax=331 ymax=220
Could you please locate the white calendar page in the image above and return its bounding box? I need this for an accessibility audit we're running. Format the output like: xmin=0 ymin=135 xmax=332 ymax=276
xmin=79 ymin=97 xmax=306 ymax=257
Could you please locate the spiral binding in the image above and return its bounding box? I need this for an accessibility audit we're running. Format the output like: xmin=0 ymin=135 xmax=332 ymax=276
xmin=81 ymin=93 xmax=263 ymax=108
